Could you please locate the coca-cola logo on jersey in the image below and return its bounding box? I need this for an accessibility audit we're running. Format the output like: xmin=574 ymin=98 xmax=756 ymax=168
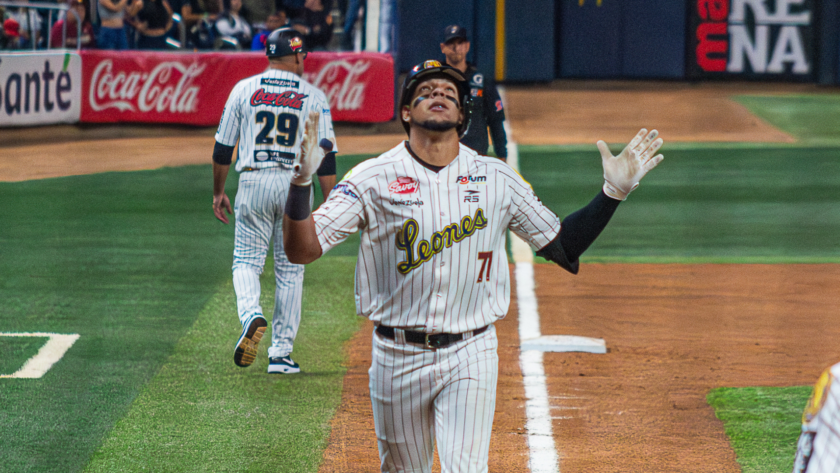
xmin=388 ymin=177 xmax=419 ymax=195
xmin=304 ymin=59 xmax=370 ymax=112
xmin=249 ymin=89 xmax=308 ymax=109
xmin=89 ymin=59 xmax=205 ymax=113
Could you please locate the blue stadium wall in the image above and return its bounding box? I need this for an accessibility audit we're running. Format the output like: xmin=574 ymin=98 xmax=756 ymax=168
xmin=395 ymin=0 xmax=840 ymax=84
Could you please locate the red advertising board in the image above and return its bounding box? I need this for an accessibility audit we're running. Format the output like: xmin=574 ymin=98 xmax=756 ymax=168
xmin=80 ymin=50 xmax=394 ymax=126
xmin=302 ymin=52 xmax=394 ymax=123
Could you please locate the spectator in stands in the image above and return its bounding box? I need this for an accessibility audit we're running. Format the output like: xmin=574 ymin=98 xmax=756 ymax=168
xmin=2 ymin=17 xmax=20 ymax=49
xmin=340 ymin=0 xmax=361 ymax=50
xmin=250 ymin=9 xmax=285 ymax=51
xmin=97 ymin=0 xmax=142 ymax=49
xmin=215 ymin=0 xmax=251 ymax=48
xmin=186 ymin=0 xmax=221 ymax=49
xmin=50 ymin=0 xmax=95 ymax=48
xmin=289 ymin=0 xmax=331 ymax=50
xmin=6 ymin=0 xmax=43 ymax=48
xmin=275 ymin=0 xmax=303 ymax=21
xmin=132 ymin=0 xmax=173 ymax=49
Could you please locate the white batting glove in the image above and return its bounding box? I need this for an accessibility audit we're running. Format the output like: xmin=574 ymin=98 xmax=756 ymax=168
xmin=292 ymin=111 xmax=327 ymax=186
xmin=597 ymin=128 xmax=664 ymax=201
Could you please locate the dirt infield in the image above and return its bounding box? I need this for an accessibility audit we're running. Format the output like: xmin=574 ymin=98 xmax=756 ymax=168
xmin=3 ymin=82 xmax=836 ymax=471
xmin=319 ymin=264 xmax=840 ymax=472
xmin=0 ymin=81 xmax=817 ymax=182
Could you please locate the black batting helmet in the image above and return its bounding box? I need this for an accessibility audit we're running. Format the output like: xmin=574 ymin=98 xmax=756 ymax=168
xmin=399 ymin=60 xmax=472 ymax=137
xmin=265 ymin=27 xmax=306 ymax=58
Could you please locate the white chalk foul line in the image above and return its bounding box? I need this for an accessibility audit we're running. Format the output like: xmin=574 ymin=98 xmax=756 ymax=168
xmin=0 ymin=332 xmax=80 ymax=379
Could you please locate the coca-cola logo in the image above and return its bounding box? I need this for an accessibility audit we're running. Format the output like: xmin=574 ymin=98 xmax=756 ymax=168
xmin=388 ymin=177 xmax=419 ymax=195
xmin=249 ymin=89 xmax=308 ymax=109
xmin=304 ymin=59 xmax=370 ymax=112
xmin=89 ymin=59 xmax=204 ymax=113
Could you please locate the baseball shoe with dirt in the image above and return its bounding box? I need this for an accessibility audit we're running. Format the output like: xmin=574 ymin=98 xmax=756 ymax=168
xmin=233 ymin=314 xmax=268 ymax=367
xmin=267 ymin=356 xmax=300 ymax=374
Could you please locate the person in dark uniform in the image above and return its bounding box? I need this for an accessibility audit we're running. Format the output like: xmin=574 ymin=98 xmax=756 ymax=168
xmin=440 ymin=24 xmax=508 ymax=161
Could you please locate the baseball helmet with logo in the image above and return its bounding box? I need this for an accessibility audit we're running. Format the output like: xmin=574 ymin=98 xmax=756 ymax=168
xmin=399 ymin=60 xmax=472 ymax=138
xmin=265 ymin=27 xmax=307 ymax=58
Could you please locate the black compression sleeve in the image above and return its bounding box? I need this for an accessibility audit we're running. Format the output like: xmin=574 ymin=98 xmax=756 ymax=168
xmin=284 ymin=184 xmax=312 ymax=221
xmin=212 ymin=142 xmax=235 ymax=165
xmin=536 ymin=190 xmax=621 ymax=274
xmin=316 ymin=152 xmax=336 ymax=176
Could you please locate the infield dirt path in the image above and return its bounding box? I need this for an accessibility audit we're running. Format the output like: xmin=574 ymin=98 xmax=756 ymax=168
xmin=3 ymin=82 xmax=837 ymax=472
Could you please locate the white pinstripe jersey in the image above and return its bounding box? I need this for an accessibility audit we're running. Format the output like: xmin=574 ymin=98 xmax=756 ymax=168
xmin=795 ymin=362 xmax=840 ymax=473
xmin=215 ymin=68 xmax=336 ymax=173
xmin=312 ymin=142 xmax=561 ymax=333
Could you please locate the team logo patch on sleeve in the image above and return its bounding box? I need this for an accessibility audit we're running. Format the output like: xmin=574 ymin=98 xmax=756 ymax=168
xmin=261 ymin=78 xmax=299 ymax=88
xmin=495 ymin=100 xmax=503 ymax=112
xmin=333 ymin=184 xmax=359 ymax=199
xmin=389 ymin=177 xmax=419 ymax=194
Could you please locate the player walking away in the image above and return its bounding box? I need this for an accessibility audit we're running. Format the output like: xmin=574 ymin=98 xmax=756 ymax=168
xmin=212 ymin=27 xmax=337 ymax=375
xmin=282 ymin=60 xmax=663 ymax=471
xmin=440 ymin=24 xmax=508 ymax=161
xmin=794 ymin=361 xmax=840 ymax=472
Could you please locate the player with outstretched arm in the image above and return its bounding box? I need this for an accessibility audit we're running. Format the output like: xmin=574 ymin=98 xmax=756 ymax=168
xmin=283 ymin=60 xmax=663 ymax=472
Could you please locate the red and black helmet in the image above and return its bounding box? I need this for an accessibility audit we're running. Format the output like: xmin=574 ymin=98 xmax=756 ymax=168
xmin=265 ymin=27 xmax=307 ymax=58
xmin=399 ymin=60 xmax=472 ymax=137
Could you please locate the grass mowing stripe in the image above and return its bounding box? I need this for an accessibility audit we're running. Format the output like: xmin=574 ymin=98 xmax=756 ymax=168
xmin=735 ymin=95 xmax=840 ymax=146
xmin=0 ymin=165 xmax=235 ymax=472
xmin=708 ymin=386 xmax=811 ymax=473
xmin=0 ymin=336 xmax=49 ymax=374
xmin=84 ymin=256 xmax=361 ymax=472
xmin=518 ymin=145 xmax=840 ymax=263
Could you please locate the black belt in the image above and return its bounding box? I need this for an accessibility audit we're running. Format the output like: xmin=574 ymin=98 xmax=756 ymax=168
xmin=376 ymin=325 xmax=489 ymax=349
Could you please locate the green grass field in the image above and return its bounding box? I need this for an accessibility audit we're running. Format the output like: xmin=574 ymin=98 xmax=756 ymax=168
xmin=2 ymin=92 xmax=838 ymax=471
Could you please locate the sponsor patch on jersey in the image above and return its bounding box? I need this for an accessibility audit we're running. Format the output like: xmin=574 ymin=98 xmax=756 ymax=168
xmin=471 ymin=73 xmax=484 ymax=86
xmin=254 ymin=150 xmax=295 ymax=166
xmin=333 ymin=183 xmax=359 ymax=199
xmin=463 ymin=189 xmax=480 ymax=203
xmin=495 ymin=99 xmax=503 ymax=112
xmin=322 ymin=108 xmax=331 ymax=115
xmin=471 ymin=88 xmax=483 ymax=97
xmin=250 ymin=88 xmax=308 ymax=109
xmin=390 ymin=198 xmax=424 ymax=207
xmin=261 ymin=78 xmax=299 ymax=88
xmin=389 ymin=177 xmax=419 ymax=194
xmin=457 ymin=175 xmax=487 ymax=185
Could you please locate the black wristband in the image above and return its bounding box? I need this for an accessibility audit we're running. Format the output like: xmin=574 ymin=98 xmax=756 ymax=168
xmin=285 ymin=184 xmax=312 ymax=221
xmin=212 ymin=141 xmax=234 ymax=165
xmin=316 ymin=152 xmax=336 ymax=176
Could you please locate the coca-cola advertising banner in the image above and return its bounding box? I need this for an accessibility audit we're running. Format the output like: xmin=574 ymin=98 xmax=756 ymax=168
xmin=80 ymin=50 xmax=394 ymax=125
xmin=0 ymin=52 xmax=82 ymax=127
xmin=689 ymin=0 xmax=815 ymax=80
xmin=81 ymin=51 xmax=267 ymax=125
xmin=301 ymin=52 xmax=394 ymax=123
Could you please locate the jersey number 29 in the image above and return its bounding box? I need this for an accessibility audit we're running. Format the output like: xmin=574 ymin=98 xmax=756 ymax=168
xmin=255 ymin=111 xmax=299 ymax=147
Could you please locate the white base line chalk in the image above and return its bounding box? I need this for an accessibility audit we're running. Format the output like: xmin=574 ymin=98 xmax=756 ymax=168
xmin=0 ymin=332 xmax=80 ymax=379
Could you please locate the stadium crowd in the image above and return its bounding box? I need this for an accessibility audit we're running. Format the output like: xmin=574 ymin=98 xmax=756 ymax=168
xmin=0 ymin=0 xmax=363 ymax=51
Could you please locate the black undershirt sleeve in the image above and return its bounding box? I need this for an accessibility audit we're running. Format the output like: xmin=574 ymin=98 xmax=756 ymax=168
xmin=536 ymin=190 xmax=621 ymax=274
xmin=212 ymin=142 xmax=235 ymax=165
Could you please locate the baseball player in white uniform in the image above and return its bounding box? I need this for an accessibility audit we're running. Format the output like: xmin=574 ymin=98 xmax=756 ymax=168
xmin=212 ymin=27 xmax=337 ymax=374
xmin=282 ymin=60 xmax=664 ymax=472
xmin=794 ymin=361 xmax=840 ymax=472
